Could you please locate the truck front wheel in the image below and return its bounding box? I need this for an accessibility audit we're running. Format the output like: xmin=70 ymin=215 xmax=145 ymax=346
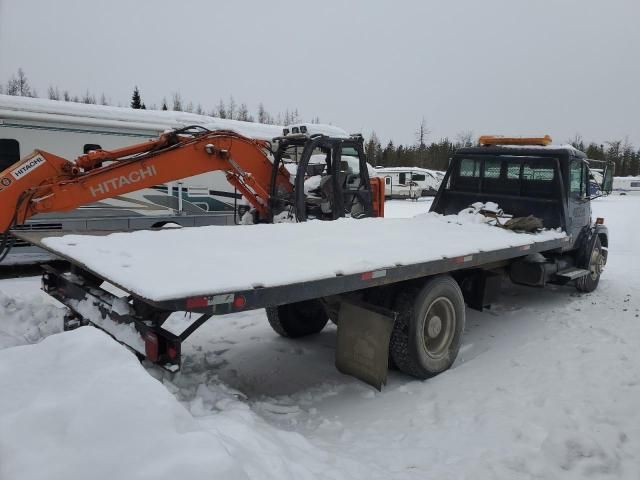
xmin=266 ymin=300 xmax=329 ymax=338
xmin=390 ymin=275 xmax=465 ymax=379
xmin=576 ymin=236 xmax=604 ymax=293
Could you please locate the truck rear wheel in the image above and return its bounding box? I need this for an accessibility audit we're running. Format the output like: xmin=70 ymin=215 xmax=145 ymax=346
xmin=266 ymin=299 xmax=329 ymax=338
xmin=389 ymin=275 xmax=465 ymax=379
xmin=576 ymin=236 xmax=604 ymax=293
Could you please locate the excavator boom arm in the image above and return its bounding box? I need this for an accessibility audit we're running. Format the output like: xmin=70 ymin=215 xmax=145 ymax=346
xmin=0 ymin=129 xmax=292 ymax=233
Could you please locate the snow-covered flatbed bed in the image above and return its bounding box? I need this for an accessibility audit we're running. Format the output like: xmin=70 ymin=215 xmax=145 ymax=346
xmin=14 ymin=213 xmax=568 ymax=312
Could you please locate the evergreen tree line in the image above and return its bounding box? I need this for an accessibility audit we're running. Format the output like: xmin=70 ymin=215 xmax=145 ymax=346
xmin=367 ymin=124 xmax=640 ymax=177
xmin=3 ymin=68 xmax=640 ymax=176
xmin=1 ymin=68 xmax=318 ymax=126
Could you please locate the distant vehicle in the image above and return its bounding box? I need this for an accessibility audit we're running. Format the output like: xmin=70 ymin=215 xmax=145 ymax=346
xmin=612 ymin=176 xmax=640 ymax=195
xmin=374 ymin=166 xmax=442 ymax=199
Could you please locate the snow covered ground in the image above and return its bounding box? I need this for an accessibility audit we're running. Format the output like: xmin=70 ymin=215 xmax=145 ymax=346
xmin=1 ymin=195 xmax=639 ymax=479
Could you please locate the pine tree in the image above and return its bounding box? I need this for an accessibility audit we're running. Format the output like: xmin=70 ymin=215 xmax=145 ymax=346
xmin=131 ymin=86 xmax=143 ymax=109
xmin=161 ymin=98 xmax=168 ymax=110
xmin=4 ymin=69 xmax=34 ymax=96
xmin=82 ymin=90 xmax=96 ymax=104
xmin=48 ymin=85 xmax=60 ymax=100
xmin=569 ymin=133 xmax=585 ymax=152
xmin=365 ymin=132 xmax=382 ymax=166
xmin=217 ymin=99 xmax=227 ymax=118
xmin=172 ymin=92 xmax=182 ymax=111
xmin=257 ymin=103 xmax=270 ymax=124
xmin=9 ymin=68 xmax=33 ymax=96
xmin=227 ymin=96 xmax=237 ymax=120
xmin=415 ymin=117 xmax=430 ymax=148
xmin=100 ymin=93 xmax=109 ymax=105
xmin=237 ymin=103 xmax=249 ymax=121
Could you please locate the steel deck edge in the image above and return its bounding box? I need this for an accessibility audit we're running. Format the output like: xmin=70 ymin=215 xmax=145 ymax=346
xmin=14 ymin=229 xmax=570 ymax=314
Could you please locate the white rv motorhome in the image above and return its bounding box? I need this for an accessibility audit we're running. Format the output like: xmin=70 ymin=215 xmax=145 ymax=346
xmin=373 ymin=166 xmax=443 ymax=199
xmin=613 ymin=176 xmax=640 ymax=194
xmin=0 ymin=95 xmax=284 ymax=263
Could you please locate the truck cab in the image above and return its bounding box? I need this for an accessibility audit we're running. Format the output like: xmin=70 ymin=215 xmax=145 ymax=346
xmin=431 ymin=136 xmax=610 ymax=291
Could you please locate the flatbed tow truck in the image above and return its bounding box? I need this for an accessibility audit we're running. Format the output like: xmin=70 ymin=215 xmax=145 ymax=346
xmin=8 ymin=133 xmax=610 ymax=389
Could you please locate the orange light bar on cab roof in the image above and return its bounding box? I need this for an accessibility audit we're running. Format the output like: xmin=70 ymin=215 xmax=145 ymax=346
xmin=479 ymin=135 xmax=553 ymax=147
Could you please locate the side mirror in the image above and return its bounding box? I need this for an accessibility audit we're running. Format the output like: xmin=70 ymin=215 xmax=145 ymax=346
xmin=602 ymin=163 xmax=614 ymax=194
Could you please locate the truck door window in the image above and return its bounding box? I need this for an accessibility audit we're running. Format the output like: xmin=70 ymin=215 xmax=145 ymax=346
xmin=569 ymin=161 xmax=583 ymax=197
xmin=0 ymin=139 xmax=20 ymax=170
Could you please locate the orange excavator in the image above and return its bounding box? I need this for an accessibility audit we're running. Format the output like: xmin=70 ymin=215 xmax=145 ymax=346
xmin=0 ymin=125 xmax=384 ymax=259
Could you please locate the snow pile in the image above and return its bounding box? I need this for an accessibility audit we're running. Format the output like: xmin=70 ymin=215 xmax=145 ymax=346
xmin=0 ymin=290 xmax=64 ymax=350
xmin=42 ymin=215 xmax=566 ymax=301
xmin=0 ymin=327 xmax=373 ymax=480
xmin=453 ymin=201 xmax=506 ymax=224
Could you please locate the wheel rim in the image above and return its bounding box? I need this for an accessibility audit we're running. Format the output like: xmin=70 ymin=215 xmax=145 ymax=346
xmin=590 ymin=247 xmax=604 ymax=281
xmin=422 ymin=296 xmax=456 ymax=359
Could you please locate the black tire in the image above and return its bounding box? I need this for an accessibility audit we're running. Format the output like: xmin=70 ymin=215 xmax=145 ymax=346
xmin=266 ymin=299 xmax=329 ymax=338
xmin=576 ymin=236 xmax=604 ymax=293
xmin=389 ymin=275 xmax=465 ymax=379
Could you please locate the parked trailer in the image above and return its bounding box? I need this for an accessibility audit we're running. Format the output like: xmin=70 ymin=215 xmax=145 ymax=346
xmin=374 ymin=167 xmax=442 ymax=199
xmin=14 ymin=140 xmax=610 ymax=389
xmin=613 ymin=176 xmax=640 ymax=194
xmin=0 ymin=95 xmax=288 ymax=263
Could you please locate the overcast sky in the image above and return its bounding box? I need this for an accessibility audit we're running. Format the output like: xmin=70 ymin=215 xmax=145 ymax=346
xmin=1 ymin=0 xmax=638 ymax=146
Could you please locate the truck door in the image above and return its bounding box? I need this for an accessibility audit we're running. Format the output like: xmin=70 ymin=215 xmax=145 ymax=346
xmin=568 ymin=159 xmax=590 ymax=240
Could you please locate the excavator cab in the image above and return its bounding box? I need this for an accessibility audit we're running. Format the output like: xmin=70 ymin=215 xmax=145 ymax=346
xmin=269 ymin=134 xmax=382 ymax=222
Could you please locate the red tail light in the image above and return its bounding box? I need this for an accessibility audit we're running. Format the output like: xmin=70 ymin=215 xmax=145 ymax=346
xmin=144 ymin=332 xmax=159 ymax=362
xmin=167 ymin=344 xmax=178 ymax=360
xmin=233 ymin=295 xmax=246 ymax=310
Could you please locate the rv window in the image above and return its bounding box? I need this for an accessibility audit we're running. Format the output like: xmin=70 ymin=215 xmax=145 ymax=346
xmin=385 ymin=177 xmax=391 ymax=185
xmin=412 ymin=174 xmax=426 ymax=181
xmin=0 ymin=139 xmax=20 ymax=170
xmin=83 ymin=144 xmax=102 ymax=154
xmin=631 ymin=182 xmax=640 ymax=188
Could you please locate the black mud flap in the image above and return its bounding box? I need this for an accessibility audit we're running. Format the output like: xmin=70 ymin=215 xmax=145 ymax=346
xmin=335 ymin=299 xmax=396 ymax=390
